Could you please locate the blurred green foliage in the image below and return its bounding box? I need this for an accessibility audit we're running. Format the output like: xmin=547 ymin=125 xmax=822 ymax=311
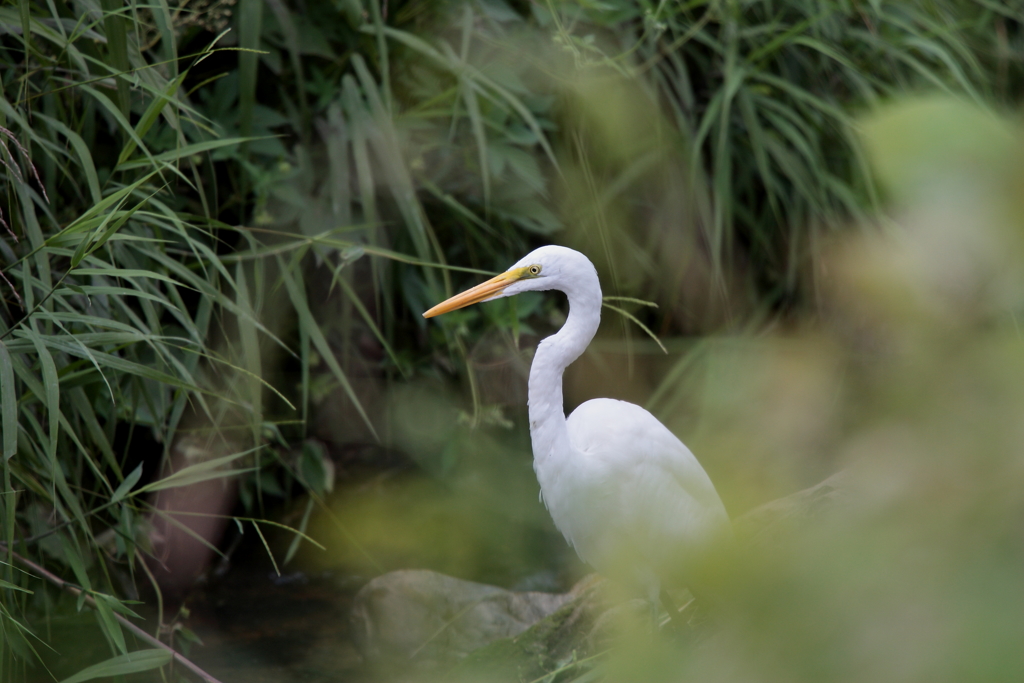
xmin=0 ymin=0 xmax=1023 ymax=681
xmin=615 ymin=96 xmax=1024 ymax=683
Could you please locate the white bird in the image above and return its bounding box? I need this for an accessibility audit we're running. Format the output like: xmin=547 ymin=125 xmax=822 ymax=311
xmin=424 ymin=245 xmax=730 ymax=615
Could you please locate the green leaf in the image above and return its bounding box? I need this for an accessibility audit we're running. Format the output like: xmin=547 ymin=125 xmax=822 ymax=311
xmin=283 ymin=497 xmax=316 ymax=565
xmin=139 ymin=448 xmax=260 ymax=493
xmin=79 ymin=84 xmax=154 ymax=169
xmin=26 ymin=330 xmax=60 ymax=465
xmin=92 ymin=593 xmax=128 ymax=655
xmin=70 ymin=268 xmax=189 ymax=289
xmin=34 ymin=113 xmax=102 ymax=204
xmin=100 ymin=0 xmax=131 ymax=118
xmin=56 ymin=173 xmax=156 ymax=237
xmin=238 ymin=0 xmax=263 ymax=140
xmin=57 ymin=649 xmax=172 ymax=683
xmin=366 ymin=25 xmax=559 ymax=170
xmin=251 ymin=521 xmax=279 ymax=576
xmin=0 ymin=341 xmax=17 ymax=461
xmin=0 ymin=577 xmax=32 ymax=593
xmin=59 ymin=534 xmax=93 ymax=593
xmin=117 ymin=72 xmax=188 ymax=166
xmin=603 ymin=296 xmax=658 ymax=308
xmin=235 ymin=264 xmax=262 ymax=446
xmin=116 ymin=136 xmax=267 ymax=171
xmin=110 ymin=463 xmax=143 ymax=503
xmin=69 ymin=196 xmax=145 ymax=268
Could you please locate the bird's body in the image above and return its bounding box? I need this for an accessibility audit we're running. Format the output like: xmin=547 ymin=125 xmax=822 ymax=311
xmin=425 ymin=246 xmax=730 ymax=607
xmin=548 ymin=399 xmax=730 ymax=589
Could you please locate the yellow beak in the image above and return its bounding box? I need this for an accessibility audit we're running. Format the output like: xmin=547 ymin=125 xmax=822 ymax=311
xmin=423 ymin=268 xmax=527 ymax=318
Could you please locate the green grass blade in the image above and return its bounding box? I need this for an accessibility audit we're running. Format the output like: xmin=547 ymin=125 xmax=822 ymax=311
xmin=56 ymin=649 xmax=172 ymax=683
xmin=602 ymin=302 xmax=667 ymax=354
xmin=116 ymin=72 xmax=188 ymax=166
xmin=116 ymin=137 xmax=265 ymax=171
xmin=283 ymin=497 xmax=316 ymax=565
xmin=99 ymin=0 xmax=130 ymax=118
xmin=251 ymin=521 xmax=280 ymax=576
xmin=91 ymin=594 xmax=127 ymax=656
xmin=110 ymin=464 xmax=143 ymax=504
xmin=139 ymin=448 xmax=259 ymax=493
xmin=0 ymin=342 xmax=17 ymax=461
xmin=25 ymin=331 xmax=59 ymax=466
xmin=238 ymin=0 xmax=263 ymax=141
xmin=235 ymin=263 xmax=262 ymax=445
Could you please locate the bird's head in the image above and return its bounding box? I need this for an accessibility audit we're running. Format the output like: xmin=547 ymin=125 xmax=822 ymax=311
xmin=423 ymin=245 xmax=597 ymax=318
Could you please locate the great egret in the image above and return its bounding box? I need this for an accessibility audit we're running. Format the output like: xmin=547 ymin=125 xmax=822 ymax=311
xmin=424 ymin=246 xmax=730 ymax=616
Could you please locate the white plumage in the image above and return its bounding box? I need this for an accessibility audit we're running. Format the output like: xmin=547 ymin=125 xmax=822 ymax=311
xmin=425 ymin=246 xmax=730 ymax=607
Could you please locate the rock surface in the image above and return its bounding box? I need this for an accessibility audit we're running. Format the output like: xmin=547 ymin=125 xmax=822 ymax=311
xmin=448 ymin=577 xmax=606 ymax=683
xmin=351 ymin=569 xmax=575 ymax=668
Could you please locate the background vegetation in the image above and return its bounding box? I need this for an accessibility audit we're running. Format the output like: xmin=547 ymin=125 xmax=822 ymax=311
xmin=1 ymin=0 xmax=1023 ymax=681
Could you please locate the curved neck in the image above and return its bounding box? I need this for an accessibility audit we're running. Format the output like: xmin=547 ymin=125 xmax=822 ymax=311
xmin=528 ymin=281 xmax=601 ymax=465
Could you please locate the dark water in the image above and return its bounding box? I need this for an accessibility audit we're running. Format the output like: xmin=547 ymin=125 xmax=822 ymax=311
xmin=181 ymin=559 xmax=366 ymax=683
xmin=25 ymin=557 xmax=365 ymax=683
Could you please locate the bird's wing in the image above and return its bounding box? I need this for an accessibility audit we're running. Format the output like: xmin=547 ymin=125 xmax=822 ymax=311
xmin=562 ymin=398 xmax=730 ymax=576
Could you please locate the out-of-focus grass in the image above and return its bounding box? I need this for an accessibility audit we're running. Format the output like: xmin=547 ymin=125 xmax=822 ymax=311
xmin=574 ymin=97 xmax=1024 ymax=683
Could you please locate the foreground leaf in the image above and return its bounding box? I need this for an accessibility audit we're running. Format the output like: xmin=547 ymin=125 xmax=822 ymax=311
xmin=57 ymin=649 xmax=172 ymax=683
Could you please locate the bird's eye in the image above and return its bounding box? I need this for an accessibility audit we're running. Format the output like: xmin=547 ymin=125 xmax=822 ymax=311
xmin=528 ymin=265 xmax=541 ymax=276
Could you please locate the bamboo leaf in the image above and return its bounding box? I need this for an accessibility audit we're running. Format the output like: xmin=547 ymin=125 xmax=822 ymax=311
xmin=57 ymin=649 xmax=172 ymax=683
xmin=58 ymin=534 xmax=92 ymax=592
xmin=92 ymin=593 xmax=128 ymax=655
xmin=138 ymin=448 xmax=260 ymax=493
xmin=110 ymin=463 xmax=143 ymax=503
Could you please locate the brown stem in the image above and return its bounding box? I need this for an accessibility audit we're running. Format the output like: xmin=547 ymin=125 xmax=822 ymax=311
xmin=0 ymin=547 xmax=224 ymax=683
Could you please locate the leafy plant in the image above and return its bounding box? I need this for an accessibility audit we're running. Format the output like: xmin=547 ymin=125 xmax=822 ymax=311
xmin=1 ymin=0 xmax=1022 ymax=681
xmin=0 ymin=2 xmax=318 ymax=678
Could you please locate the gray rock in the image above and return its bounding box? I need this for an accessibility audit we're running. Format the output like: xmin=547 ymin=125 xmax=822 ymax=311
xmin=449 ymin=577 xmax=606 ymax=683
xmin=351 ymin=569 xmax=575 ymax=667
